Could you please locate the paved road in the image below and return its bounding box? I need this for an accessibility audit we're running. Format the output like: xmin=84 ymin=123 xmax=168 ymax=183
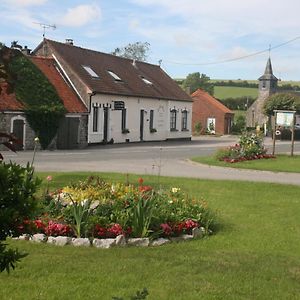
xmin=3 ymin=136 xmax=300 ymax=186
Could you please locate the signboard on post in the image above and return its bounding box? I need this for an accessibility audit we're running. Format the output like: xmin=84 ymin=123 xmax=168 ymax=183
xmin=272 ymin=110 xmax=296 ymax=156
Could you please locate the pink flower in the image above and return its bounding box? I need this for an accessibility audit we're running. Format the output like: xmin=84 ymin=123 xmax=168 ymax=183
xmin=160 ymin=223 xmax=173 ymax=236
xmin=46 ymin=175 xmax=52 ymax=181
xmin=184 ymin=219 xmax=199 ymax=230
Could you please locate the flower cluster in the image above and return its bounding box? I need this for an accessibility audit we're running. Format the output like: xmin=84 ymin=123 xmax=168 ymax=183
xmin=216 ymin=132 xmax=275 ymax=163
xmin=45 ymin=221 xmax=73 ymax=237
xmin=27 ymin=176 xmax=216 ymax=239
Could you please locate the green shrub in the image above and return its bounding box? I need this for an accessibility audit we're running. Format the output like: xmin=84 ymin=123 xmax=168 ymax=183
xmin=0 ymin=162 xmax=41 ymax=273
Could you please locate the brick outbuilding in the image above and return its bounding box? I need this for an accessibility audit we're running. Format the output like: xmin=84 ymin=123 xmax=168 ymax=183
xmin=191 ymin=89 xmax=234 ymax=135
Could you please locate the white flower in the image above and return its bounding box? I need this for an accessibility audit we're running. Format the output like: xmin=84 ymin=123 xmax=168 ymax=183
xmin=171 ymin=187 xmax=180 ymax=193
xmin=168 ymin=200 xmax=173 ymax=204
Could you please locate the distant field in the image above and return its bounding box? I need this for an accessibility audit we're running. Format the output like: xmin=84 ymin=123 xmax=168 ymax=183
xmin=214 ymin=86 xmax=258 ymax=100
xmin=210 ymin=79 xmax=300 ymax=86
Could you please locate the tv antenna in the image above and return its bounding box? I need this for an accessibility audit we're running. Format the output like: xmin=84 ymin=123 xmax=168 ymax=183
xmin=34 ymin=22 xmax=56 ymax=38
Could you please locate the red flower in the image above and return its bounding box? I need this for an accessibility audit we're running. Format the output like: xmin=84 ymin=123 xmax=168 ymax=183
xmin=138 ymin=177 xmax=144 ymax=185
xmin=138 ymin=185 xmax=152 ymax=193
xmin=107 ymin=223 xmax=124 ymax=237
xmin=94 ymin=224 xmax=107 ymax=238
xmin=160 ymin=223 xmax=173 ymax=236
xmin=45 ymin=221 xmax=72 ymax=237
xmin=184 ymin=219 xmax=199 ymax=230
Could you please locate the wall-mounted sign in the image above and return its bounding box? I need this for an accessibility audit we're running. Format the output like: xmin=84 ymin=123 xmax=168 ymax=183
xmin=114 ymin=101 xmax=125 ymax=110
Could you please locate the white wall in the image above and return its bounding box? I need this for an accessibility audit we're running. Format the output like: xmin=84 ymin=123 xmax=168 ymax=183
xmin=88 ymin=94 xmax=192 ymax=144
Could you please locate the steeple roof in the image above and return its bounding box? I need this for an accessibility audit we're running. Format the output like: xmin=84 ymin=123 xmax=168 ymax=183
xmin=258 ymin=58 xmax=278 ymax=81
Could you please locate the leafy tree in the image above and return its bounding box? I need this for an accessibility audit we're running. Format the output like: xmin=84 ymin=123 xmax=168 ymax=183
xmin=264 ymin=93 xmax=300 ymax=115
xmin=182 ymin=72 xmax=214 ymax=95
xmin=0 ymin=42 xmax=4 ymax=49
xmin=111 ymin=42 xmax=150 ymax=62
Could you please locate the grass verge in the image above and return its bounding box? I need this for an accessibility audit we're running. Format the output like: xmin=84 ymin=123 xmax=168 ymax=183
xmin=192 ymin=154 xmax=300 ymax=173
xmin=1 ymin=173 xmax=300 ymax=299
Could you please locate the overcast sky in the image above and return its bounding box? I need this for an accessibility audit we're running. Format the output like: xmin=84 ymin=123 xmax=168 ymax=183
xmin=1 ymin=0 xmax=300 ymax=81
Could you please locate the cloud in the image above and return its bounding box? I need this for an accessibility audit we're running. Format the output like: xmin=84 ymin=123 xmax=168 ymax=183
xmin=4 ymin=0 xmax=47 ymax=7
xmin=59 ymin=4 xmax=101 ymax=27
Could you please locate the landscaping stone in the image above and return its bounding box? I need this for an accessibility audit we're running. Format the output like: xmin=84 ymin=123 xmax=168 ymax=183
xmin=93 ymin=238 xmax=116 ymax=249
xmin=151 ymin=238 xmax=171 ymax=246
xmin=18 ymin=234 xmax=30 ymax=241
xmin=115 ymin=235 xmax=126 ymax=247
xmin=192 ymin=227 xmax=204 ymax=239
xmin=32 ymin=233 xmax=47 ymax=243
xmin=47 ymin=236 xmax=56 ymax=245
xmin=55 ymin=236 xmax=72 ymax=246
xmin=127 ymin=238 xmax=150 ymax=247
xmin=72 ymin=238 xmax=91 ymax=247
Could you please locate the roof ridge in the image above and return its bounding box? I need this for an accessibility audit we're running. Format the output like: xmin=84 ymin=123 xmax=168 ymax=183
xmin=45 ymin=38 xmax=160 ymax=68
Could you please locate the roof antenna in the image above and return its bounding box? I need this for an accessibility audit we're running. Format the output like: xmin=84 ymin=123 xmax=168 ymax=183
xmin=34 ymin=22 xmax=56 ymax=38
xmin=158 ymin=59 xmax=162 ymax=67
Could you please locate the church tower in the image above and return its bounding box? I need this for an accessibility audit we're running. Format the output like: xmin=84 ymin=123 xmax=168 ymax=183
xmin=246 ymin=58 xmax=278 ymax=127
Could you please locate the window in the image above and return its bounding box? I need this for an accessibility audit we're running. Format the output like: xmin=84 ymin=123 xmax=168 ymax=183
xmin=121 ymin=109 xmax=128 ymax=133
xmin=170 ymin=109 xmax=177 ymax=131
xmin=149 ymin=109 xmax=156 ymax=132
xmin=181 ymin=110 xmax=188 ymax=131
xmin=107 ymin=70 xmax=122 ymax=81
xmin=93 ymin=106 xmax=99 ymax=132
xmin=262 ymin=81 xmax=266 ymax=88
xmin=141 ymin=76 xmax=153 ymax=85
xmin=82 ymin=65 xmax=99 ymax=78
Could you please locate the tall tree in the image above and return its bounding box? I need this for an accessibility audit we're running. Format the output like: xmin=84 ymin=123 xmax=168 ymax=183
xmin=264 ymin=93 xmax=300 ymax=116
xmin=182 ymin=72 xmax=214 ymax=95
xmin=111 ymin=42 xmax=150 ymax=62
xmin=0 ymin=42 xmax=4 ymax=49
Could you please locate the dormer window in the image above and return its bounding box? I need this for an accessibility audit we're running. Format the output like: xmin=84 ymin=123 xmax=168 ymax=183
xmin=82 ymin=65 xmax=99 ymax=78
xmin=141 ymin=76 xmax=153 ymax=85
xmin=107 ymin=70 xmax=122 ymax=81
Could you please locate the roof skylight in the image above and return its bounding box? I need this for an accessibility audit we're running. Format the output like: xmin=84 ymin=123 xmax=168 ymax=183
xmin=107 ymin=70 xmax=122 ymax=81
xmin=82 ymin=65 xmax=99 ymax=78
xmin=141 ymin=77 xmax=153 ymax=85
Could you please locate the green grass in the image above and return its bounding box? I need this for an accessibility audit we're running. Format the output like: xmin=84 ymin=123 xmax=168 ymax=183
xmin=1 ymin=172 xmax=300 ymax=299
xmin=214 ymin=86 xmax=258 ymax=100
xmin=192 ymin=154 xmax=300 ymax=173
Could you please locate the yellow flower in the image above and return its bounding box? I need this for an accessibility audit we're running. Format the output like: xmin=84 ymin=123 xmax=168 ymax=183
xmin=171 ymin=187 xmax=180 ymax=193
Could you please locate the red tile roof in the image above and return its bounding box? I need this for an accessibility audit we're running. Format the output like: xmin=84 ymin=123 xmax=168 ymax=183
xmin=39 ymin=39 xmax=191 ymax=102
xmin=0 ymin=82 xmax=24 ymax=111
xmin=29 ymin=56 xmax=87 ymax=113
xmin=191 ymin=89 xmax=233 ymax=114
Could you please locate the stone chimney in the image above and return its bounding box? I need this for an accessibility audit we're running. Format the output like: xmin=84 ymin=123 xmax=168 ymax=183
xmin=21 ymin=45 xmax=31 ymax=56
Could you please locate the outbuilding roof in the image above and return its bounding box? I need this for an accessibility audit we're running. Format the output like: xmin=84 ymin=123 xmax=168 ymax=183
xmin=191 ymin=89 xmax=233 ymax=114
xmin=36 ymin=39 xmax=191 ymax=102
xmin=29 ymin=56 xmax=87 ymax=113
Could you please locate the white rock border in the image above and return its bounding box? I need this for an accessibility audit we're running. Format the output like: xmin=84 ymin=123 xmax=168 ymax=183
xmin=15 ymin=227 xmax=206 ymax=249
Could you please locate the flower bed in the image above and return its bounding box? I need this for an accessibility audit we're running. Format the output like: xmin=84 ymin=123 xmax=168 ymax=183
xmin=216 ymin=132 xmax=275 ymax=163
xmin=15 ymin=176 xmax=216 ymax=247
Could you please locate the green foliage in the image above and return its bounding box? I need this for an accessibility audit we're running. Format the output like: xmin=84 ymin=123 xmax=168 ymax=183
xmin=131 ymin=193 xmax=155 ymax=238
xmin=231 ymin=115 xmax=246 ymax=134
xmin=0 ymin=242 xmax=27 ymax=274
xmin=7 ymin=51 xmax=66 ymax=149
xmin=0 ymin=162 xmax=40 ymax=273
xmin=111 ymin=42 xmax=150 ymax=62
xmin=194 ymin=121 xmax=202 ymax=135
xmin=0 ymin=42 xmax=4 ymax=49
xmin=182 ymin=72 xmax=214 ymax=95
xmin=219 ymin=96 xmax=255 ymax=110
xmin=0 ymin=162 xmax=41 ymax=240
xmin=264 ymin=93 xmax=300 ymax=116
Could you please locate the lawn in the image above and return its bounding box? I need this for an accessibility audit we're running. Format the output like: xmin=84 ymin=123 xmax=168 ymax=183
xmin=1 ymin=172 xmax=300 ymax=299
xmin=214 ymin=86 xmax=258 ymax=100
xmin=192 ymin=154 xmax=300 ymax=173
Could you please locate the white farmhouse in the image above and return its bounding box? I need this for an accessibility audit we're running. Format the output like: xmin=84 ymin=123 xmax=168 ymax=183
xmin=33 ymin=39 xmax=192 ymax=144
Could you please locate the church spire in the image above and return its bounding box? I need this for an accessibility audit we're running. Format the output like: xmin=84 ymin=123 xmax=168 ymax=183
xmin=264 ymin=57 xmax=274 ymax=76
xmin=258 ymin=57 xmax=278 ymax=95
